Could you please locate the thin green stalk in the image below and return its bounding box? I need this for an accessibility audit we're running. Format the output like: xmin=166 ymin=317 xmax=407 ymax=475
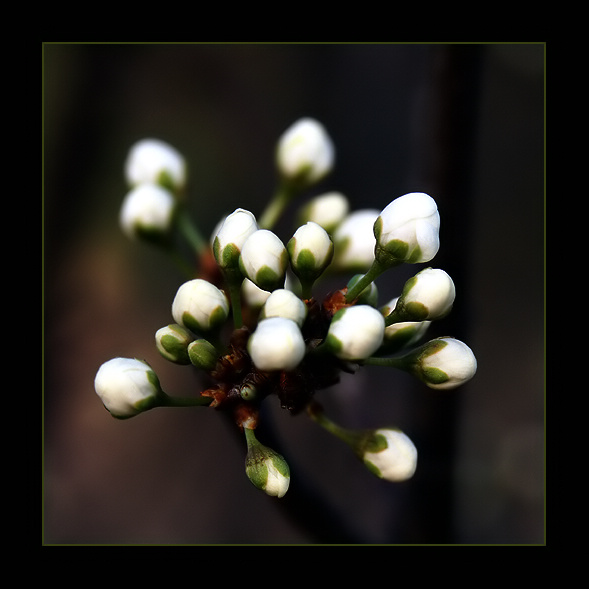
xmin=361 ymin=355 xmax=406 ymax=369
xmin=307 ymin=402 xmax=359 ymax=447
xmin=384 ymin=309 xmax=403 ymax=327
xmin=259 ymin=185 xmax=294 ymax=230
xmin=175 ymin=206 xmax=206 ymax=255
xmin=344 ymin=260 xmax=386 ymax=302
xmin=227 ymin=278 xmax=243 ymax=329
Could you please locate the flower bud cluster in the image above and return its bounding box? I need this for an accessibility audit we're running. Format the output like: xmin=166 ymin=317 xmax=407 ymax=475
xmin=120 ymin=138 xmax=186 ymax=242
xmin=95 ymin=118 xmax=478 ymax=501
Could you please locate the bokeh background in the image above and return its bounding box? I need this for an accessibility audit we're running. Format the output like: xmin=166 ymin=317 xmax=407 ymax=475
xmin=43 ymin=43 xmax=544 ymax=544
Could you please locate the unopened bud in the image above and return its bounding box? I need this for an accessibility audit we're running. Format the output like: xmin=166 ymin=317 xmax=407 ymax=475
xmin=124 ymin=138 xmax=186 ymax=192
xmin=287 ymin=221 xmax=334 ymax=286
xmin=239 ymin=229 xmax=288 ymax=292
xmin=259 ymin=288 xmax=307 ymax=327
xmin=276 ymin=117 xmax=334 ymax=189
xmin=325 ymin=305 xmax=385 ymax=361
xmin=119 ymin=183 xmax=176 ymax=243
xmin=212 ymin=208 xmax=258 ymax=271
xmin=187 ymin=339 xmax=219 ymax=372
xmin=248 ymin=317 xmax=306 ymax=372
xmin=244 ymin=427 xmax=290 ymax=498
xmin=332 ymin=209 xmax=379 ymax=272
xmin=298 ymin=191 xmax=349 ymax=233
xmin=155 ymin=324 xmax=194 ymax=364
xmin=171 ymin=278 xmax=229 ymax=334
xmin=374 ymin=192 xmax=440 ymax=267
xmin=386 ymin=267 xmax=455 ymax=324
xmin=94 ymin=357 xmax=164 ymax=419
xmin=406 ymin=337 xmax=477 ymax=390
xmin=360 ymin=428 xmax=418 ymax=482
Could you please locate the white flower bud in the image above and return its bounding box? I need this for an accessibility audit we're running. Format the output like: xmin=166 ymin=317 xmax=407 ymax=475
xmin=391 ymin=267 xmax=455 ymax=322
xmin=94 ymin=357 xmax=163 ymax=419
xmin=119 ymin=183 xmax=176 ymax=241
xmin=241 ymin=278 xmax=272 ymax=309
xmin=124 ymin=138 xmax=186 ymax=191
xmin=299 ymin=191 xmax=350 ymax=233
xmin=155 ymin=324 xmax=194 ymax=364
xmin=239 ymin=229 xmax=288 ymax=292
xmin=259 ymin=288 xmax=307 ymax=327
xmin=374 ymin=192 xmax=440 ymax=266
xmin=171 ymin=278 xmax=229 ymax=334
xmin=332 ymin=209 xmax=379 ymax=271
xmin=287 ymin=221 xmax=334 ymax=285
xmin=248 ymin=317 xmax=306 ymax=372
xmin=245 ymin=428 xmax=290 ymax=498
xmin=362 ymin=429 xmax=418 ymax=482
xmin=276 ymin=118 xmax=334 ymax=187
xmin=412 ymin=337 xmax=477 ymax=390
xmin=325 ymin=305 xmax=385 ymax=361
xmin=212 ymin=208 xmax=258 ymax=270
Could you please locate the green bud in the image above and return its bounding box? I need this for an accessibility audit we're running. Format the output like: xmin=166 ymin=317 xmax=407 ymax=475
xmin=187 ymin=339 xmax=219 ymax=372
xmin=155 ymin=324 xmax=194 ymax=364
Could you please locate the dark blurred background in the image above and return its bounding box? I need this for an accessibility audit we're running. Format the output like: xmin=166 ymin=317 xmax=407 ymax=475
xmin=43 ymin=43 xmax=544 ymax=544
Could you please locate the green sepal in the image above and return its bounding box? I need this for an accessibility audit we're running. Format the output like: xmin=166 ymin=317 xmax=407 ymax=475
xmin=420 ymin=366 xmax=450 ymax=385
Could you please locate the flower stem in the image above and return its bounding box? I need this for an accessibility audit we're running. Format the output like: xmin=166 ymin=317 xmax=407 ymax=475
xmin=175 ymin=205 xmax=206 ymax=255
xmin=384 ymin=308 xmax=404 ymax=327
xmin=361 ymin=355 xmax=407 ymax=369
xmin=227 ymin=278 xmax=244 ymax=329
xmin=259 ymin=184 xmax=294 ymax=230
xmin=344 ymin=260 xmax=386 ymax=302
xmin=306 ymin=401 xmax=359 ymax=447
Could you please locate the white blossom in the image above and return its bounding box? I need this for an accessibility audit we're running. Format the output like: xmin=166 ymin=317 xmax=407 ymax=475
xmin=213 ymin=208 xmax=258 ymax=270
xmin=332 ymin=209 xmax=379 ymax=271
xmin=326 ymin=305 xmax=385 ymax=361
xmin=299 ymin=191 xmax=350 ymax=233
xmin=241 ymin=278 xmax=272 ymax=309
xmin=276 ymin=118 xmax=334 ymax=187
xmin=94 ymin=357 xmax=163 ymax=419
xmin=260 ymin=288 xmax=307 ymax=327
xmin=248 ymin=317 xmax=306 ymax=372
xmin=239 ymin=229 xmax=288 ymax=292
xmin=119 ymin=183 xmax=175 ymax=240
xmin=171 ymin=278 xmax=229 ymax=334
xmin=124 ymin=138 xmax=186 ymax=191
xmin=287 ymin=221 xmax=334 ymax=283
xmin=362 ymin=429 xmax=418 ymax=482
xmin=374 ymin=192 xmax=440 ymax=265
xmin=415 ymin=337 xmax=477 ymax=390
xmin=393 ymin=267 xmax=455 ymax=321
